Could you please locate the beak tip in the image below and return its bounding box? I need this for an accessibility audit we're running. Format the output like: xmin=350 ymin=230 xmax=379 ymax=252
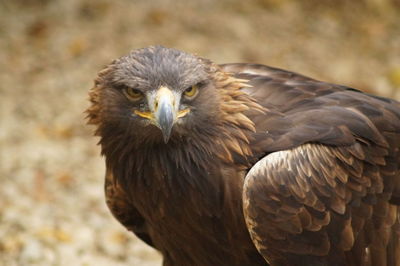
xmin=163 ymin=135 xmax=170 ymax=144
xmin=161 ymin=127 xmax=172 ymax=143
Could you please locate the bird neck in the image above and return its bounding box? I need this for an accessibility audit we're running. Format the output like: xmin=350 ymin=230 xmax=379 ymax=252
xmin=91 ymin=69 xmax=265 ymax=190
xmin=207 ymin=69 xmax=266 ymax=164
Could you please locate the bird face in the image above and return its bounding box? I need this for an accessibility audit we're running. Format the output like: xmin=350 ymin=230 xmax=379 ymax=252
xmin=123 ymin=82 xmax=201 ymax=143
xmin=132 ymin=86 xmax=185 ymax=143
xmin=97 ymin=46 xmax=219 ymax=143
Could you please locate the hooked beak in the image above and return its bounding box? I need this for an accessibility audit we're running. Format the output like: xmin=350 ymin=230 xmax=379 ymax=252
xmin=153 ymin=86 xmax=175 ymax=143
xmin=134 ymin=86 xmax=190 ymax=143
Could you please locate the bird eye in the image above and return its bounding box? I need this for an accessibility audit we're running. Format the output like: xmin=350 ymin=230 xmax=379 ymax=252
xmin=183 ymin=84 xmax=199 ymax=99
xmin=123 ymin=87 xmax=143 ymax=101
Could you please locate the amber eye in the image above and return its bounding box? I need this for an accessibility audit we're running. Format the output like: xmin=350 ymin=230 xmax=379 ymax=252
xmin=183 ymin=84 xmax=199 ymax=98
xmin=123 ymin=88 xmax=143 ymax=101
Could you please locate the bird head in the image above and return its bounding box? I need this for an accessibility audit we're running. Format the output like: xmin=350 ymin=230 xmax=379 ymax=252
xmin=87 ymin=45 xmax=262 ymax=166
xmin=87 ymin=46 xmax=223 ymax=144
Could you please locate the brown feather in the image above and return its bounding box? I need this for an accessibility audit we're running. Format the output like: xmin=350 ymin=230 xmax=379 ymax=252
xmin=87 ymin=47 xmax=400 ymax=266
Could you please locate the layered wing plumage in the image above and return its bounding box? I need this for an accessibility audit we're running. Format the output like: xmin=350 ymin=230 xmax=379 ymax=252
xmin=221 ymin=63 xmax=400 ymax=266
xmin=104 ymin=170 xmax=155 ymax=248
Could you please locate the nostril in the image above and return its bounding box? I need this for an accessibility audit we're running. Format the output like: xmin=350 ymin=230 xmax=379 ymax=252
xmin=155 ymin=101 xmax=158 ymax=109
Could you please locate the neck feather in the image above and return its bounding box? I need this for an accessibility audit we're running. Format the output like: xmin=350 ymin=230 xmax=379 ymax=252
xmin=87 ymin=66 xmax=265 ymax=177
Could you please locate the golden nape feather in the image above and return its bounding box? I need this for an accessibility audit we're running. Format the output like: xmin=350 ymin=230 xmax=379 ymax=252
xmin=87 ymin=46 xmax=400 ymax=266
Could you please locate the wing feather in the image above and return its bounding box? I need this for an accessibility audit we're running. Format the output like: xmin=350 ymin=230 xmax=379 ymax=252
xmin=243 ymin=142 xmax=399 ymax=265
xmin=229 ymin=63 xmax=400 ymax=265
xmin=104 ymin=170 xmax=156 ymax=248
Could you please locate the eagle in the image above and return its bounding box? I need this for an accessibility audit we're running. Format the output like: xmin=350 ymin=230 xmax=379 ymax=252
xmin=87 ymin=46 xmax=400 ymax=266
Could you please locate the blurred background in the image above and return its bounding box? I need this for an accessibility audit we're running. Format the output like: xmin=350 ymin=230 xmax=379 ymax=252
xmin=0 ymin=0 xmax=399 ymax=265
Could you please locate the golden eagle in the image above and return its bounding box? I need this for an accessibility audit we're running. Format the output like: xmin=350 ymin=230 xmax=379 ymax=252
xmin=87 ymin=46 xmax=400 ymax=266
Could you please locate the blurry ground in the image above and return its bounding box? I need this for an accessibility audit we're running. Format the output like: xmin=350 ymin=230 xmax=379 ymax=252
xmin=0 ymin=0 xmax=399 ymax=265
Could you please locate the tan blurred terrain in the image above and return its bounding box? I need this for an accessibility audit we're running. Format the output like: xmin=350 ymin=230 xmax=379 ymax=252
xmin=0 ymin=0 xmax=399 ymax=265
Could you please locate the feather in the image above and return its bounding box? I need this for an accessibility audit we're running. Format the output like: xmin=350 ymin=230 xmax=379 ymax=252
xmin=87 ymin=47 xmax=400 ymax=266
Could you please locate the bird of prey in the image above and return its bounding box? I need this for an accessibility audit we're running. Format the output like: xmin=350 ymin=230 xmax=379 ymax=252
xmin=87 ymin=46 xmax=400 ymax=266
